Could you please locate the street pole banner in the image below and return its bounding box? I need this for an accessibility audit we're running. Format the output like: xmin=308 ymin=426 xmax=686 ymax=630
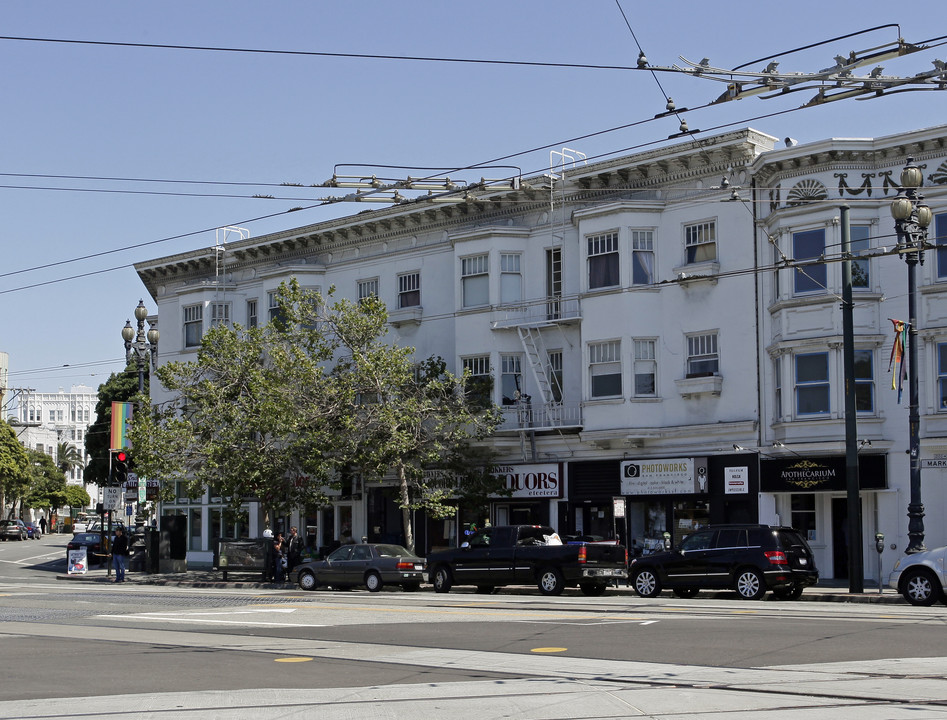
xmin=110 ymin=402 xmax=133 ymax=451
xmin=67 ymin=548 xmax=88 ymax=575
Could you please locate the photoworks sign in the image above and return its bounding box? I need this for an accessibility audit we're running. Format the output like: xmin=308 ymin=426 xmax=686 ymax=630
xmin=620 ymin=457 xmax=708 ymax=495
xmin=493 ymin=464 xmax=562 ymax=499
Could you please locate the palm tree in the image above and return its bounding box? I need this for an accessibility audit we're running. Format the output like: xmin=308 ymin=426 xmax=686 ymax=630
xmin=56 ymin=442 xmax=84 ymax=480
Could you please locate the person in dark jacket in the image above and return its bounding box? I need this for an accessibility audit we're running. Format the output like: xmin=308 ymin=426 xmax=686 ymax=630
xmin=285 ymin=526 xmax=302 ymax=572
xmin=112 ymin=527 xmax=130 ymax=583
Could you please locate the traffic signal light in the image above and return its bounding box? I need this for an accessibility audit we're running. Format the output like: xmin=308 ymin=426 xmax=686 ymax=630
xmin=111 ymin=450 xmax=128 ymax=486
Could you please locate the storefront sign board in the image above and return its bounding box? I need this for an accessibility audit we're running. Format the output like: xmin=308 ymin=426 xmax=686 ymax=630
xmin=620 ymin=458 xmax=707 ymax=495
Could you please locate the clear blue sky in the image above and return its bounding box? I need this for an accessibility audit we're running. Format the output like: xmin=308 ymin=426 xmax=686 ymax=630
xmin=2 ymin=1 xmax=945 ymax=397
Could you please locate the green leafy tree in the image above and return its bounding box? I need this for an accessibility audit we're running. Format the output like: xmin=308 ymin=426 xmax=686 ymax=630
xmin=130 ymin=280 xmax=503 ymax=548
xmin=1 ymin=420 xmax=30 ymax=518
xmin=24 ymin=449 xmax=68 ymax=521
xmin=341 ymin=351 xmax=503 ymax=552
xmin=64 ymin=484 xmax=91 ymax=512
xmin=129 ymin=281 xmax=349 ymax=520
xmin=85 ymin=367 xmax=143 ymax=486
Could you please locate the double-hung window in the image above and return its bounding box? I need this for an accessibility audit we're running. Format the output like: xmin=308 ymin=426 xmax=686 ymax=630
xmin=589 ymin=340 xmax=622 ymax=398
xmin=398 ymin=272 xmax=421 ymax=308
xmin=793 ymin=228 xmax=827 ymax=294
xmin=462 ymin=255 xmax=489 ymax=308
xmin=938 ymin=343 xmax=947 ymax=409
xmin=500 ymin=253 xmax=522 ymax=304
xmin=854 ymin=349 xmax=874 ymax=412
xmin=633 ymin=339 xmax=656 ymax=396
xmin=500 ymin=354 xmax=523 ymax=405
xmin=795 ymin=352 xmax=829 ymax=415
xmin=184 ymin=304 xmax=203 ymax=347
xmin=246 ymin=299 xmax=258 ymax=328
xmin=548 ymin=350 xmax=563 ymax=402
xmin=210 ymin=302 xmax=230 ymax=328
xmin=851 ymin=225 xmax=870 ymax=289
xmin=686 ymin=333 xmax=718 ymax=377
xmin=684 ymin=220 xmax=716 ymax=264
xmin=462 ymin=355 xmax=492 ymax=407
xmin=358 ymin=278 xmax=378 ymax=303
xmin=936 ymin=213 xmax=947 ymax=280
xmin=773 ymin=357 xmax=782 ymax=421
xmin=267 ymin=291 xmax=285 ymax=325
xmin=631 ymin=230 xmax=654 ymax=284
xmin=588 ymin=231 xmax=619 ymax=289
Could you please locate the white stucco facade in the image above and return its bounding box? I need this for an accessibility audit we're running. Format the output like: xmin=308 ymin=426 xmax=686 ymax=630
xmin=135 ymin=125 xmax=947 ymax=582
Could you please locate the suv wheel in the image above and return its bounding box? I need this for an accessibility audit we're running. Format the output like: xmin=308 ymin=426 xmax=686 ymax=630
xmin=632 ymin=568 xmax=661 ymax=598
xmin=734 ymin=568 xmax=766 ymax=599
xmin=901 ymin=568 xmax=940 ymax=606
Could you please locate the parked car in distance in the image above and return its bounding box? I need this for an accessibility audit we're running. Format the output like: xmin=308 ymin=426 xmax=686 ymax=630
xmin=630 ymin=524 xmax=819 ymax=600
xmin=291 ymin=543 xmax=425 ymax=592
xmin=0 ymin=519 xmax=29 ymax=541
xmin=425 ymin=525 xmax=627 ymax=596
xmin=66 ymin=533 xmax=107 ymax=565
xmin=889 ymin=545 xmax=947 ymax=606
xmin=24 ymin=522 xmax=43 ymax=539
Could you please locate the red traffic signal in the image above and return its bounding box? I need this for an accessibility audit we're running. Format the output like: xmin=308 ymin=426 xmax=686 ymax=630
xmin=116 ymin=451 xmax=127 ymax=463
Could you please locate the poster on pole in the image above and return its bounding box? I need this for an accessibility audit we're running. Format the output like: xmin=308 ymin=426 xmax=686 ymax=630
xmin=67 ymin=548 xmax=88 ymax=575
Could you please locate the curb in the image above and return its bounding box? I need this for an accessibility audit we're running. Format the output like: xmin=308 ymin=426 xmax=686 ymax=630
xmin=56 ymin=572 xmax=907 ymax=603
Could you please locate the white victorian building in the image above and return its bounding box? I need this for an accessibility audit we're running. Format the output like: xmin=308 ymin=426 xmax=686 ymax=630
xmin=135 ymin=124 xmax=947 ymax=583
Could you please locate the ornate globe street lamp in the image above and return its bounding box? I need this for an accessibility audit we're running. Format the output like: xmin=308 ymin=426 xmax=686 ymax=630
xmin=890 ymin=157 xmax=932 ymax=555
xmin=122 ymin=300 xmax=159 ymax=394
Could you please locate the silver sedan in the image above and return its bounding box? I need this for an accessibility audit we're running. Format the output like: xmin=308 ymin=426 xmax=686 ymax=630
xmin=290 ymin=543 xmax=425 ymax=592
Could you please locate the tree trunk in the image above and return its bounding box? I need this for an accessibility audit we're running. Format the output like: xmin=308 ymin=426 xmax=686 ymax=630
xmin=398 ymin=463 xmax=414 ymax=553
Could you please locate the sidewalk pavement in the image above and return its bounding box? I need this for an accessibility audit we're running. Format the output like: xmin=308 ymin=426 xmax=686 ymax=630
xmin=56 ymin=567 xmax=907 ymax=603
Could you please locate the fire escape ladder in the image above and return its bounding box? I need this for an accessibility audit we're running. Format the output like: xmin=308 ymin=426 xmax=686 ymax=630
xmin=517 ymin=326 xmax=553 ymax=406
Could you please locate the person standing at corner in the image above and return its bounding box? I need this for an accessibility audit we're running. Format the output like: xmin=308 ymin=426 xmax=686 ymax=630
xmin=273 ymin=531 xmax=286 ymax=583
xmin=112 ymin=527 xmax=130 ymax=583
xmin=285 ymin=526 xmax=302 ymax=572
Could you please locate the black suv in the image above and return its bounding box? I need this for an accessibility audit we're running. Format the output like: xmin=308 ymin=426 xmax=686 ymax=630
xmin=630 ymin=524 xmax=819 ymax=600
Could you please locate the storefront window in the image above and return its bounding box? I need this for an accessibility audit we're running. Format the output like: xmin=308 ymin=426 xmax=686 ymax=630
xmin=672 ymin=500 xmax=710 ymax=548
xmin=791 ymin=494 xmax=816 ymax=541
xmin=628 ymin=500 xmax=667 ymax=555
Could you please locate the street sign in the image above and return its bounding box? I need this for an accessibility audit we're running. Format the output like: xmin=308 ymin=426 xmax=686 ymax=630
xmin=922 ymin=458 xmax=947 ymax=470
xmin=103 ymin=487 xmax=123 ymax=512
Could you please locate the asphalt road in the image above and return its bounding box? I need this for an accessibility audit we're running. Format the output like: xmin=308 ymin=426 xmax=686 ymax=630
xmin=2 ymin=535 xmax=946 ymax=719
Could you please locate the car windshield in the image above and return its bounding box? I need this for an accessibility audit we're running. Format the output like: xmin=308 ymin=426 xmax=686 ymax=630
xmin=776 ymin=529 xmax=809 ymax=550
xmin=375 ymin=545 xmax=413 ymax=558
xmin=73 ymin=533 xmax=99 ymax=543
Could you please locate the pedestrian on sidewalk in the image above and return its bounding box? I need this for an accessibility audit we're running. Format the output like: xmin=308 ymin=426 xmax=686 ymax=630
xmin=273 ymin=531 xmax=287 ymax=583
xmin=285 ymin=526 xmax=302 ymax=573
xmin=112 ymin=527 xmax=130 ymax=583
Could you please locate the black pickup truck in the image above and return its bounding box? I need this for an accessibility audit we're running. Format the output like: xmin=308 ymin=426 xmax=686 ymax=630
xmin=425 ymin=524 xmax=627 ymax=596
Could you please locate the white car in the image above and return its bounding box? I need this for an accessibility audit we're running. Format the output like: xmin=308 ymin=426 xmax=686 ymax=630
xmin=888 ymin=546 xmax=947 ymax=606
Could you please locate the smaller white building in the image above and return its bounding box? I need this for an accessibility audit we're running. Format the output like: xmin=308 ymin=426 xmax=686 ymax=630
xmin=11 ymin=385 xmax=98 ymax=508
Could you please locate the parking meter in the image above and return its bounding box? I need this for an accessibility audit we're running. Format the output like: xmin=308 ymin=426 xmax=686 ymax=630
xmin=662 ymin=531 xmax=672 ymax=551
xmin=874 ymin=532 xmax=885 ymax=594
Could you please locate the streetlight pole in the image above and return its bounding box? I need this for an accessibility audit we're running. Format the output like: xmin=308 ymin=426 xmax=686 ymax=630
xmin=122 ymin=300 xmax=159 ymax=394
xmin=890 ymin=157 xmax=932 ymax=555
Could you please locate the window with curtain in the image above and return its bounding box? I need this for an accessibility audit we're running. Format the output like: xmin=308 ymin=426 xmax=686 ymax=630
xmin=246 ymin=299 xmax=258 ymax=328
xmin=462 ymin=254 xmax=489 ymax=307
xmin=500 ymin=253 xmax=522 ymax=304
xmin=633 ymin=339 xmax=656 ymax=396
xmin=588 ymin=231 xmax=619 ymax=289
xmin=631 ymin=230 xmax=654 ymax=284
xmin=589 ymin=340 xmax=622 ymax=398
xmin=500 ymin=354 xmax=522 ymax=405
xmin=684 ymin=220 xmax=716 ymax=264
xmin=548 ymin=350 xmax=563 ymax=402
